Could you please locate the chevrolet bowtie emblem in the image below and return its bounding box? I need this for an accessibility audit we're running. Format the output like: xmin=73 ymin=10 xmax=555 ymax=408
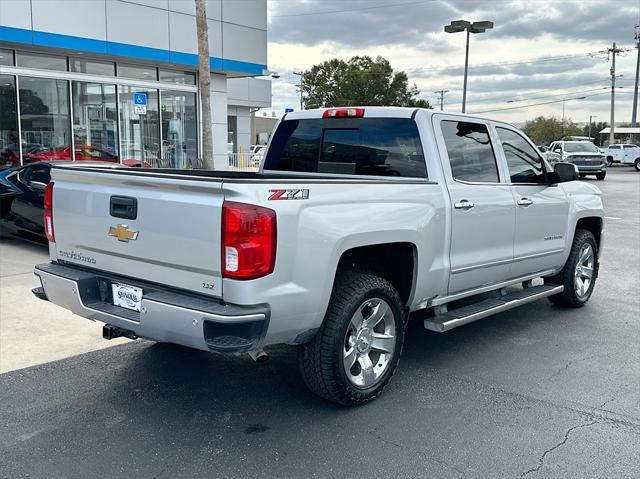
xmin=108 ymin=225 xmax=139 ymax=242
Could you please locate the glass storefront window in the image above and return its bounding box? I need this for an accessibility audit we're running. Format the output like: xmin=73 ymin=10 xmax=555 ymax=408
xmin=159 ymin=69 xmax=196 ymax=85
xmin=72 ymin=82 xmax=119 ymax=162
xmin=118 ymin=86 xmax=160 ymax=167
xmin=227 ymin=116 xmax=237 ymax=153
xmin=0 ymin=49 xmax=14 ymax=66
xmin=117 ymin=64 xmax=157 ymax=82
xmin=161 ymin=90 xmax=198 ymax=168
xmin=70 ymin=59 xmax=115 ymax=76
xmin=16 ymin=52 xmax=67 ymax=71
xmin=0 ymin=75 xmax=19 ymax=169
xmin=19 ymin=76 xmax=71 ymax=163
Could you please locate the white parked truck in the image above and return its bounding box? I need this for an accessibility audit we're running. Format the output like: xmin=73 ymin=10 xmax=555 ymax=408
xmin=604 ymin=144 xmax=640 ymax=170
xmin=33 ymin=107 xmax=604 ymax=405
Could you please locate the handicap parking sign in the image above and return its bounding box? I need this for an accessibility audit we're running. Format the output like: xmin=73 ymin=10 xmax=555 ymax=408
xmin=133 ymin=93 xmax=147 ymax=114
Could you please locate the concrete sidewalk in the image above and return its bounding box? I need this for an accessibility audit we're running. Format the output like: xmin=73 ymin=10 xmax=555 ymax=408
xmin=0 ymin=239 xmax=127 ymax=373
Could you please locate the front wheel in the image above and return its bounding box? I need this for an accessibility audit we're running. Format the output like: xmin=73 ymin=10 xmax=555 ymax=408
xmin=606 ymin=157 xmax=613 ymax=167
xmin=298 ymin=271 xmax=405 ymax=406
xmin=548 ymin=229 xmax=599 ymax=308
xmin=596 ymin=172 xmax=606 ymax=180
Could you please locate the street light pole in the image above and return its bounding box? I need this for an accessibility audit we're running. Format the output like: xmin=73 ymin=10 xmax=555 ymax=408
xmin=462 ymin=29 xmax=470 ymax=113
xmin=444 ymin=20 xmax=493 ymax=114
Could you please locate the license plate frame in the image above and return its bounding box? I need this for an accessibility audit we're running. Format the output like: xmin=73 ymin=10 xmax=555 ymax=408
xmin=111 ymin=282 xmax=143 ymax=312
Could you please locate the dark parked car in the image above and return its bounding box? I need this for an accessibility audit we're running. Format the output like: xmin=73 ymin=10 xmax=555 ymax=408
xmin=0 ymin=161 xmax=125 ymax=244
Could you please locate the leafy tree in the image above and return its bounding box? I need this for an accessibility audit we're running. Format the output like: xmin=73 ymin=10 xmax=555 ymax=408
xmin=580 ymin=121 xmax=609 ymax=146
xmin=522 ymin=116 xmax=581 ymax=146
xmin=301 ymin=56 xmax=430 ymax=109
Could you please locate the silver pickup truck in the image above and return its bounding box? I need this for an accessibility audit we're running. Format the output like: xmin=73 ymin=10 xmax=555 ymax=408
xmin=33 ymin=107 xmax=604 ymax=405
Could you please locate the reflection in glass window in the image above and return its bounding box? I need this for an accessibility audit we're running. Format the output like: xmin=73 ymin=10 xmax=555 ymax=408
xmin=0 ymin=49 xmax=14 ymax=66
xmin=227 ymin=115 xmax=237 ymax=153
xmin=0 ymin=75 xmax=19 ymax=169
xmin=161 ymin=90 xmax=198 ymax=168
xmin=496 ymin=127 xmax=546 ymax=184
xmin=118 ymin=86 xmax=160 ymax=167
xmin=117 ymin=64 xmax=157 ymax=81
xmin=70 ymin=59 xmax=115 ymax=76
xmin=159 ymin=69 xmax=196 ymax=85
xmin=16 ymin=52 xmax=67 ymax=71
xmin=441 ymin=121 xmax=499 ymax=183
xmin=19 ymin=76 xmax=71 ymax=163
xmin=72 ymin=82 xmax=119 ymax=162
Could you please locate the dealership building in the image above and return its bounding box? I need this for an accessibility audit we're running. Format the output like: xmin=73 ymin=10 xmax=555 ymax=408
xmin=0 ymin=0 xmax=271 ymax=170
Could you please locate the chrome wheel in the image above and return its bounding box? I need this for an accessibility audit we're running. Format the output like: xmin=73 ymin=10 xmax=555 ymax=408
xmin=574 ymin=243 xmax=595 ymax=300
xmin=343 ymin=298 xmax=396 ymax=389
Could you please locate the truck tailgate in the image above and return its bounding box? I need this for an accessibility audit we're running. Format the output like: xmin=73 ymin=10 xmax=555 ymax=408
xmin=50 ymin=168 xmax=224 ymax=297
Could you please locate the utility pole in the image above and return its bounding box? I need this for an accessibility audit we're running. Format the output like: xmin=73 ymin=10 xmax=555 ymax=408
xmin=293 ymin=71 xmax=305 ymax=110
xmin=631 ymin=25 xmax=639 ymax=143
xmin=588 ymin=115 xmax=597 ymax=140
xmin=434 ymin=90 xmax=449 ymax=110
xmin=608 ymin=42 xmax=623 ymax=146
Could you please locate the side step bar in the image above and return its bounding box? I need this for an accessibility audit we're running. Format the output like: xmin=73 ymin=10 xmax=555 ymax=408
xmin=424 ymin=284 xmax=564 ymax=333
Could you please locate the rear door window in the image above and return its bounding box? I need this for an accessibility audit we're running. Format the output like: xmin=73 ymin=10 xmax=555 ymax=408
xmin=441 ymin=120 xmax=499 ymax=183
xmin=264 ymin=118 xmax=427 ymax=178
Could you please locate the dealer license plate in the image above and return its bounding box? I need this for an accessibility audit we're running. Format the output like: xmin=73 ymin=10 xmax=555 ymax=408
xmin=111 ymin=282 xmax=143 ymax=312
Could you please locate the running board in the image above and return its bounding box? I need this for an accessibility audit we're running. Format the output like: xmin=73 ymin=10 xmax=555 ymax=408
xmin=424 ymin=284 xmax=564 ymax=333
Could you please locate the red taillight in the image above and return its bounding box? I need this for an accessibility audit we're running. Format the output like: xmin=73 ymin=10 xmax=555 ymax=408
xmin=222 ymin=201 xmax=276 ymax=280
xmin=44 ymin=181 xmax=55 ymax=242
xmin=323 ymin=107 xmax=365 ymax=118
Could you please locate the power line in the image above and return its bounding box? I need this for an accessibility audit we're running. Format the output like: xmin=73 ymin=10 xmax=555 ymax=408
xmin=470 ymin=91 xmax=619 ymax=114
xmin=271 ymin=0 xmax=435 ymax=18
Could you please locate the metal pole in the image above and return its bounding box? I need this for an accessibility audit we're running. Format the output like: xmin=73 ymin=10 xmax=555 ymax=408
xmin=462 ymin=28 xmax=470 ymax=113
xmin=609 ymin=42 xmax=617 ymax=146
xmin=631 ymin=27 xmax=639 ymax=143
xmin=588 ymin=115 xmax=592 ymax=139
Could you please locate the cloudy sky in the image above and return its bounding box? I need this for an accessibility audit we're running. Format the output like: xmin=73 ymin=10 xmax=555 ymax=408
xmin=265 ymin=0 xmax=640 ymax=125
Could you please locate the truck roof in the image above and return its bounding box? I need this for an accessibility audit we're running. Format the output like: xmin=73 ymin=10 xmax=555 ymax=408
xmin=282 ymin=106 xmax=496 ymax=123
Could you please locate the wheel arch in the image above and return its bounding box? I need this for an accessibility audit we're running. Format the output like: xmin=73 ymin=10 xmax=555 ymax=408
xmin=335 ymin=242 xmax=417 ymax=307
xmin=575 ymin=216 xmax=603 ymax=250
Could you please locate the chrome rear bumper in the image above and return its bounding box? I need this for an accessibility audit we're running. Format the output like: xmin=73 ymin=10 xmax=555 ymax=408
xmin=34 ymin=262 xmax=270 ymax=353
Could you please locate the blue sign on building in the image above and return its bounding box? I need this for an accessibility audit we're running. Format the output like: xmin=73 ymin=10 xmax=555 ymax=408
xmin=133 ymin=93 xmax=147 ymax=105
xmin=285 ymin=108 xmax=294 ymax=113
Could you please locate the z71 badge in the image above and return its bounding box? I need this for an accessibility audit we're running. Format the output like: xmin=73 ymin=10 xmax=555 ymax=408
xmin=268 ymin=189 xmax=309 ymax=200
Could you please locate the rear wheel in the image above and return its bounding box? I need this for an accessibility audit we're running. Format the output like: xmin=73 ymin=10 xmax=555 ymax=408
xmin=298 ymin=271 xmax=405 ymax=406
xmin=596 ymin=172 xmax=606 ymax=180
xmin=579 ymin=173 xmax=586 ymax=179
xmin=548 ymin=229 xmax=598 ymax=308
xmin=635 ymin=158 xmax=640 ymax=171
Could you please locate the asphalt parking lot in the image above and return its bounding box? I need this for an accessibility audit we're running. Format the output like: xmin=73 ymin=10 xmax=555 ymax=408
xmin=1 ymin=168 xmax=638 ymax=479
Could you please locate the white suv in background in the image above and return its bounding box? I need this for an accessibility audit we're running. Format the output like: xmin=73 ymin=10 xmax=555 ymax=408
xmin=605 ymin=144 xmax=640 ymax=170
xmin=549 ymin=140 xmax=607 ymax=180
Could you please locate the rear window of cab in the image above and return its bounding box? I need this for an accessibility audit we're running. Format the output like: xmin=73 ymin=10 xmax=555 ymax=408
xmin=263 ymin=118 xmax=428 ymax=178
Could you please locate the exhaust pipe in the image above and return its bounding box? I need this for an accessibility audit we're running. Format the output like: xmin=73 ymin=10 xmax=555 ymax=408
xmin=249 ymin=348 xmax=269 ymax=363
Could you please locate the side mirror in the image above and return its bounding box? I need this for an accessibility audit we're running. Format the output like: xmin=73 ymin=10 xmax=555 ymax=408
xmin=549 ymin=162 xmax=579 ymax=184
xmin=540 ymin=146 xmax=548 ymax=152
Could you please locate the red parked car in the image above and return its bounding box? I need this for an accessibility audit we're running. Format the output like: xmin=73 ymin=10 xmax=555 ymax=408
xmin=23 ymin=145 xmax=120 ymax=164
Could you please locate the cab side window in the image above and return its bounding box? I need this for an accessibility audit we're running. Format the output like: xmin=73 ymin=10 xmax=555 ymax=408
xmin=496 ymin=127 xmax=546 ymax=184
xmin=441 ymin=121 xmax=499 ymax=183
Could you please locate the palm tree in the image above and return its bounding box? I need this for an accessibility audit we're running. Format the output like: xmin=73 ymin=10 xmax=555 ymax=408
xmin=195 ymin=0 xmax=213 ymax=169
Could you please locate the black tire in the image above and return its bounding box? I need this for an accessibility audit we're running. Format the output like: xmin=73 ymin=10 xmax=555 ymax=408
xmin=606 ymin=156 xmax=613 ymax=167
xmin=596 ymin=172 xmax=606 ymax=180
xmin=548 ymin=229 xmax=599 ymax=308
xmin=579 ymin=173 xmax=586 ymax=179
xmin=635 ymin=158 xmax=640 ymax=172
xmin=298 ymin=271 xmax=405 ymax=406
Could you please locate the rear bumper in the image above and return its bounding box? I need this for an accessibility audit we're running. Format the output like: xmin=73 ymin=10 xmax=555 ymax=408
xmin=33 ymin=262 xmax=270 ymax=353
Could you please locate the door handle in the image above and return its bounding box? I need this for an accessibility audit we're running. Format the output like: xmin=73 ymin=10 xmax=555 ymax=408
xmin=517 ymin=198 xmax=533 ymax=207
xmin=454 ymin=200 xmax=475 ymax=210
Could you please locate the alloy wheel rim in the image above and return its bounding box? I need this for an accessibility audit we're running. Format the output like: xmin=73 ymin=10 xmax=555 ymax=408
xmin=343 ymin=298 xmax=396 ymax=389
xmin=574 ymin=243 xmax=595 ymax=300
